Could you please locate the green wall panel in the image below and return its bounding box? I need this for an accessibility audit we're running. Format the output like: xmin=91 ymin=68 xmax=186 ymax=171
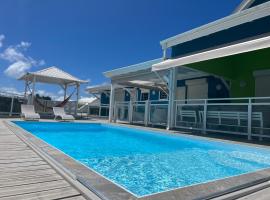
xmin=187 ymin=48 xmax=270 ymax=97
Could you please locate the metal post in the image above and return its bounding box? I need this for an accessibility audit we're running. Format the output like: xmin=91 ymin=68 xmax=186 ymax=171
xmin=75 ymin=83 xmax=80 ymax=115
xmin=144 ymin=100 xmax=149 ymax=126
xmin=203 ymin=99 xmax=207 ymax=134
xmin=167 ymin=67 xmax=176 ymax=130
xmin=109 ymin=84 xmax=115 ymax=122
xmin=9 ymin=96 xmax=14 ymax=117
xmin=64 ymin=84 xmax=67 ymax=99
xmin=248 ymin=98 xmax=252 ymax=140
xmin=31 ymin=75 xmax=36 ymax=105
xmin=163 ymin=48 xmax=167 ymax=60
xmin=99 ymin=105 xmax=101 ymax=117
xmin=24 ymin=80 xmax=28 ymax=104
xmin=87 ymin=103 xmax=90 ymax=117
xmin=128 ymin=101 xmax=133 ymax=123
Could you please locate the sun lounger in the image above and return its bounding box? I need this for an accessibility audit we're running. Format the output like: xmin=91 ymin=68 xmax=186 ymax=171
xmin=53 ymin=107 xmax=75 ymax=121
xmin=21 ymin=104 xmax=40 ymax=121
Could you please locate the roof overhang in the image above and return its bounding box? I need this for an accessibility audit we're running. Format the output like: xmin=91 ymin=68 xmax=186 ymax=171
xmin=103 ymin=58 xmax=163 ymax=78
xmin=153 ymin=35 xmax=270 ymax=71
xmin=19 ymin=67 xmax=88 ymax=85
xmin=160 ymin=1 xmax=270 ymax=50
xmin=86 ymin=84 xmax=111 ymax=94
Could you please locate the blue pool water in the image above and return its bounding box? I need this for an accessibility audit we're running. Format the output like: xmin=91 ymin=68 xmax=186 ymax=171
xmin=14 ymin=121 xmax=270 ymax=196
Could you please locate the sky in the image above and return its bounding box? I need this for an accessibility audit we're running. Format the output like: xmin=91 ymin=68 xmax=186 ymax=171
xmin=0 ymin=0 xmax=242 ymax=100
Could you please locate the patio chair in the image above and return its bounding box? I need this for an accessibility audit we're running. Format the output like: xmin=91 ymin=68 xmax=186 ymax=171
xmin=21 ymin=104 xmax=40 ymax=121
xmin=53 ymin=107 xmax=75 ymax=121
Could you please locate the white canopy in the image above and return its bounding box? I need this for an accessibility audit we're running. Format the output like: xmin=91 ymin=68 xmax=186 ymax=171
xmin=19 ymin=66 xmax=88 ymax=85
xmin=153 ymin=35 xmax=270 ymax=71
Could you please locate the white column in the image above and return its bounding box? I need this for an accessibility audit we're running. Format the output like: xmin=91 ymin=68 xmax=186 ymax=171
xmin=63 ymin=84 xmax=67 ymax=99
xmin=167 ymin=67 xmax=177 ymax=130
xmin=128 ymin=100 xmax=133 ymax=123
xmin=144 ymin=100 xmax=150 ymax=126
xmin=75 ymin=83 xmax=80 ymax=115
xmin=163 ymin=48 xmax=167 ymax=59
xmin=109 ymin=83 xmax=116 ymax=122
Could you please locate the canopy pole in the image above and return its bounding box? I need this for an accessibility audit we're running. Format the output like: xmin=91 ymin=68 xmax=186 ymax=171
xmin=64 ymin=84 xmax=67 ymax=99
xmin=167 ymin=67 xmax=177 ymax=130
xmin=75 ymin=83 xmax=80 ymax=115
xmin=109 ymin=83 xmax=116 ymax=122
xmin=24 ymin=80 xmax=28 ymax=103
xmin=31 ymin=75 xmax=36 ymax=105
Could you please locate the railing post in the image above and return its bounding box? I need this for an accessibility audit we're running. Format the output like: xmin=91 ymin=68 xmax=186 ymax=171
xmin=144 ymin=100 xmax=149 ymax=126
xmin=9 ymin=96 xmax=14 ymax=117
xmin=128 ymin=101 xmax=133 ymax=123
xmin=99 ymin=105 xmax=101 ymax=117
xmin=248 ymin=98 xmax=252 ymax=140
xmin=203 ymin=99 xmax=207 ymax=134
xmin=113 ymin=103 xmax=117 ymax=123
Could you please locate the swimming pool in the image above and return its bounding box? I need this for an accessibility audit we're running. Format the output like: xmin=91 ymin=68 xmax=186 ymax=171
xmin=14 ymin=121 xmax=270 ymax=197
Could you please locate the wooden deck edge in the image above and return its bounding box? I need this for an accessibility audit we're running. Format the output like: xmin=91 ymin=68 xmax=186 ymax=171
xmin=4 ymin=120 xmax=102 ymax=200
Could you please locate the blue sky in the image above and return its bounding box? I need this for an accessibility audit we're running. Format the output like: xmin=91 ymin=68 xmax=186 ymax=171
xmin=0 ymin=0 xmax=241 ymax=99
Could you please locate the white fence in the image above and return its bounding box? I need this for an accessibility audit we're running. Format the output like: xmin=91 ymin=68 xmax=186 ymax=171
xmin=114 ymin=97 xmax=270 ymax=140
xmin=175 ymin=97 xmax=270 ymax=140
xmin=114 ymin=100 xmax=168 ymax=126
xmin=78 ymin=104 xmax=109 ymax=118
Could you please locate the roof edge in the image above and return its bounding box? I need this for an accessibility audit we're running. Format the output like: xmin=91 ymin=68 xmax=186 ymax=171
xmin=160 ymin=1 xmax=270 ymax=50
xmin=103 ymin=58 xmax=163 ymax=78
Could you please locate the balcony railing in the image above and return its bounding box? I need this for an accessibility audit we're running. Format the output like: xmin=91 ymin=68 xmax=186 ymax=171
xmin=175 ymin=97 xmax=270 ymax=140
xmin=114 ymin=97 xmax=270 ymax=140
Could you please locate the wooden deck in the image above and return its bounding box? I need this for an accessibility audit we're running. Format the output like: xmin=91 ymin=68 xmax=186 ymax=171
xmin=0 ymin=121 xmax=89 ymax=200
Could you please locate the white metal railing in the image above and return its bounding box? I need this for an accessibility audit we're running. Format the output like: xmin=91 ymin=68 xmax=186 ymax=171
xmin=114 ymin=100 xmax=169 ymax=126
xmin=79 ymin=104 xmax=109 ymax=118
xmin=174 ymin=97 xmax=270 ymax=140
xmin=115 ymin=102 xmax=130 ymax=122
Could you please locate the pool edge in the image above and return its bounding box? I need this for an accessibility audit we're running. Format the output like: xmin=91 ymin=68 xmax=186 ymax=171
xmin=7 ymin=120 xmax=270 ymax=200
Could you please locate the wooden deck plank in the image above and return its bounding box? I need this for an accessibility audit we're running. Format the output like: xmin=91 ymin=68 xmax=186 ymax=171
xmin=0 ymin=172 xmax=59 ymax=182
xmin=0 ymin=180 xmax=71 ymax=198
xmin=0 ymin=168 xmax=57 ymax=179
xmin=0 ymin=157 xmax=43 ymax=164
xmin=0 ymin=174 xmax=63 ymax=188
xmin=0 ymin=186 xmax=81 ymax=200
xmin=0 ymin=160 xmax=47 ymax=168
xmin=0 ymin=164 xmax=51 ymax=173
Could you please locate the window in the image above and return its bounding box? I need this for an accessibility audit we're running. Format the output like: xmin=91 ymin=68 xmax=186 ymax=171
xmin=159 ymin=91 xmax=168 ymax=100
xmin=141 ymin=93 xmax=149 ymax=101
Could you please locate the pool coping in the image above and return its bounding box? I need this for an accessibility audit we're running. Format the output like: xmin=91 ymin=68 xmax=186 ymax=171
xmin=6 ymin=119 xmax=270 ymax=200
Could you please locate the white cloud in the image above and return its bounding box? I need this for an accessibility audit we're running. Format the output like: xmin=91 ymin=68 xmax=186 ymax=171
xmin=0 ymin=36 xmax=45 ymax=78
xmin=0 ymin=86 xmax=22 ymax=94
xmin=4 ymin=61 xmax=32 ymax=78
xmin=0 ymin=34 xmax=5 ymax=48
xmin=57 ymin=90 xmax=64 ymax=95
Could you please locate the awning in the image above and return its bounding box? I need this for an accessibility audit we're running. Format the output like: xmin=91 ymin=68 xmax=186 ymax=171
xmin=19 ymin=66 xmax=88 ymax=85
xmin=86 ymin=84 xmax=111 ymax=94
xmin=153 ymin=35 xmax=270 ymax=71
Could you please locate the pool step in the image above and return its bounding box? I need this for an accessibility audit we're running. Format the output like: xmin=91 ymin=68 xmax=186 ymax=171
xmin=211 ymin=180 xmax=270 ymax=200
